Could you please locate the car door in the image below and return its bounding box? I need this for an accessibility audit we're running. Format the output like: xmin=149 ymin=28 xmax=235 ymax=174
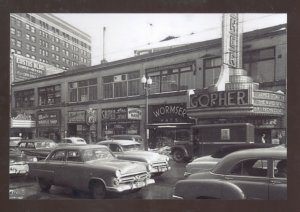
xmin=64 ymin=150 xmax=85 ymax=190
xmin=224 ymin=159 xmax=269 ymax=200
xmin=268 ymin=159 xmax=287 ymax=200
xmin=47 ymin=150 xmax=66 ymax=186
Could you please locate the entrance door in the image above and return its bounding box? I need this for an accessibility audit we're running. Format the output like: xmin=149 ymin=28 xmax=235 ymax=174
xmin=255 ymin=129 xmax=271 ymax=144
xmin=68 ymin=124 xmax=77 ymax=137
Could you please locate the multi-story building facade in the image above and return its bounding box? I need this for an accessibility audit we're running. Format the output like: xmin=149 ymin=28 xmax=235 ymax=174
xmin=10 ymin=24 xmax=286 ymax=149
xmin=10 ymin=13 xmax=92 ymax=82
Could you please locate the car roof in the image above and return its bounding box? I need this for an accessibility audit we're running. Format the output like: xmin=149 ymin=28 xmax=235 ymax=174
xmin=111 ymin=135 xmax=142 ymax=138
xmin=98 ymin=139 xmax=140 ymax=146
xmin=63 ymin=137 xmax=85 ymax=140
xmin=212 ymin=148 xmax=287 ymax=174
xmin=19 ymin=138 xmax=55 ymax=143
xmin=211 ymin=143 xmax=278 ymax=158
xmin=54 ymin=144 xmax=108 ymax=151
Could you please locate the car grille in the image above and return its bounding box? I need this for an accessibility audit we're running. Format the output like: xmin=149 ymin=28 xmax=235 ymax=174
xmin=152 ymin=161 xmax=168 ymax=169
xmin=119 ymin=172 xmax=149 ymax=184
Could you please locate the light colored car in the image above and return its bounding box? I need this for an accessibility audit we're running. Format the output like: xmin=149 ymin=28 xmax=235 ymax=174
xmin=97 ymin=140 xmax=171 ymax=176
xmin=9 ymin=148 xmax=30 ymax=175
xmin=185 ymin=143 xmax=278 ymax=176
xmin=28 ymin=145 xmax=154 ymax=199
xmin=61 ymin=137 xmax=87 ymax=144
xmin=110 ymin=135 xmax=143 ymax=143
xmin=173 ymin=148 xmax=287 ymax=200
xmin=18 ymin=138 xmax=57 ymax=160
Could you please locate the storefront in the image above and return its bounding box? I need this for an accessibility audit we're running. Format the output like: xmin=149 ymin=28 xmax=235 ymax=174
xmin=67 ymin=109 xmax=97 ymax=143
xmin=101 ymin=107 xmax=141 ymax=137
xmin=10 ymin=113 xmax=36 ymax=139
xmin=36 ymin=110 xmax=61 ymax=142
xmin=147 ymin=103 xmax=195 ymax=148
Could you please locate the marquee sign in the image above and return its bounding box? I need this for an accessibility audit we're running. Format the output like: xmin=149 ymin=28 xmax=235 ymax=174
xmin=190 ymin=89 xmax=249 ymax=108
xmin=148 ymin=103 xmax=194 ymax=124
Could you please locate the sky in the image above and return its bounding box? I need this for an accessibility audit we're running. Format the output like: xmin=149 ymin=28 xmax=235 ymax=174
xmin=54 ymin=13 xmax=287 ymax=66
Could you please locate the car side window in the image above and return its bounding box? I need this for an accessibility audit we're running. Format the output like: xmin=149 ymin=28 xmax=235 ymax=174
xmin=49 ymin=150 xmax=66 ymax=161
xmin=67 ymin=150 xmax=82 ymax=162
xmin=19 ymin=143 xmax=26 ymax=148
xmin=109 ymin=144 xmax=122 ymax=152
xmin=274 ymin=159 xmax=287 ymax=178
xmin=230 ymin=159 xmax=268 ymax=177
xmin=27 ymin=142 xmax=35 ymax=149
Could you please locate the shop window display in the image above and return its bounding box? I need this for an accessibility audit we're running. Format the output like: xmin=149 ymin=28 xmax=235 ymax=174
xmin=15 ymin=89 xmax=35 ymax=108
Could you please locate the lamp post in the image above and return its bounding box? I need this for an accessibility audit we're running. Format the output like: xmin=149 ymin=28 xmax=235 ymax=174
xmin=141 ymin=75 xmax=152 ymax=151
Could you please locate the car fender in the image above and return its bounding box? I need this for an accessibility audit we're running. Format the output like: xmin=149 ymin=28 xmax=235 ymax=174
xmin=88 ymin=177 xmax=107 ymax=192
xmin=174 ymin=179 xmax=245 ymax=200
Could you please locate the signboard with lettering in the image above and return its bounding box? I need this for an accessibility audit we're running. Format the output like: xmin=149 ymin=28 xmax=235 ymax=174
xmin=222 ymin=13 xmax=242 ymax=68
xmin=148 ymin=103 xmax=194 ymax=124
xmin=37 ymin=110 xmax=60 ymax=127
xmin=68 ymin=111 xmax=86 ymax=123
xmin=13 ymin=55 xmax=46 ymax=81
xmin=128 ymin=108 xmax=142 ymax=120
xmin=102 ymin=108 xmax=127 ymax=121
xmin=190 ymin=89 xmax=249 ymax=108
xmin=86 ymin=108 xmax=97 ymax=125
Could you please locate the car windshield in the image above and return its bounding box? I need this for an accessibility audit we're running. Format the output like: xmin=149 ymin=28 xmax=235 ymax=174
xmin=121 ymin=144 xmax=142 ymax=151
xmin=35 ymin=141 xmax=56 ymax=149
xmin=82 ymin=148 xmax=114 ymax=162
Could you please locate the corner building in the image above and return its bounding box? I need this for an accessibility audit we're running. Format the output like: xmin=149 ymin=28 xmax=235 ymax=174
xmin=11 ymin=24 xmax=287 ymax=146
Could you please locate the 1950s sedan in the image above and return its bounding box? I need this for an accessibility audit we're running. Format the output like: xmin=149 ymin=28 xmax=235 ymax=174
xmin=173 ymin=147 xmax=287 ymax=200
xmin=97 ymin=140 xmax=171 ymax=176
xmin=28 ymin=145 xmax=155 ymax=199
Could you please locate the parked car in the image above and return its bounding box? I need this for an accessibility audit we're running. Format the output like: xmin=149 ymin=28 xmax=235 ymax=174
xmin=9 ymin=148 xmax=31 ymax=176
xmin=28 ymin=144 xmax=155 ymax=199
xmin=97 ymin=140 xmax=171 ymax=176
xmin=10 ymin=137 xmax=22 ymax=147
xmin=173 ymin=147 xmax=287 ymax=200
xmin=110 ymin=135 xmax=143 ymax=144
xmin=18 ymin=138 xmax=57 ymax=160
xmin=185 ymin=143 xmax=279 ymax=176
xmin=60 ymin=137 xmax=87 ymax=144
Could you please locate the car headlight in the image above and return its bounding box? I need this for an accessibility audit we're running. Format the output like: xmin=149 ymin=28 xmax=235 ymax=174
xmin=165 ymin=156 xmax=169 ymax=162
xmin=112 ymin=178 xmax=120 ymax=186
xmin=115 ymin=170 xmax=121 ymax=178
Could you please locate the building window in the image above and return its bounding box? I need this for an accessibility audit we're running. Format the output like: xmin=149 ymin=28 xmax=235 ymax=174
xmin=31 ymin=36 xmax=36 ymax=42
xmin=146 ymin=62 xmax=195 ymax=94
xmin=26 ymin=44 xmax=30 ymax=50
xmin=16 ymin=19 xmax=22 ymax=27
xmin=16 ymin=40 xmax=22 ymax=48
xmin=16 ymin=30 xmax=21 ymax=37
xmin=11 ymin=38 xmax=16 ymax=46
xmin=14 ymin=89 xmax=35 ymax=108
xmin=69 ymin=79 xmax=97 ymax=102
xmin=25 ymin=24 xmax=30 ymax=30
xmin=51 ymin=45 xmax=55 ymax=50
xmin=16 ymin=50 xmax=21 ymax=55
xmin=243 ymin=47 xmax=276 ymax=83
xmin=31 ymin=26 xmax=35 ymax=33
xmin=203 ymin=57 xmax=222 ymax=88
xmin=10 ymin=27 xmax=16 ymax=35
xmin=26 ymin=34 xmax=30 ymax=40
xmin=31 ymin=46 xmax=35 ymax=52
xmin=38 ymin=85 xmax=61 ymax=106
xmin=103 ymin=71 xmax=140 ymax=99
xmin=55 ymin=46 xmax=59 ymax=52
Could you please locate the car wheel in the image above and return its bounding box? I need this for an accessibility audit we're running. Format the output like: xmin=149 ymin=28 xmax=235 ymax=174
xmin=172 ymin=149 xmax=185 ymax=163
xmin=38 ymin=177 xmax=51 ymax=192
xmin=90 ymin=182 xmax=106 ymax=199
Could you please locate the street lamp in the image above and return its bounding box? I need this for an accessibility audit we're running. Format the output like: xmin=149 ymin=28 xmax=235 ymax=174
xmin=141 ymin=75 xmax=152 ymax=151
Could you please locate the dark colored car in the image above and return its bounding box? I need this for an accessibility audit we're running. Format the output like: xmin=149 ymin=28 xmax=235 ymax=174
xmin=173 ymin=147 xmax=287 ymax=200
xmin=18 ymin=138 xmax=57 ymax=160
xmin=185 ymin=143 xmax=279 ymax=176
xmin=28 ymin=145 xmax=154 ymax=199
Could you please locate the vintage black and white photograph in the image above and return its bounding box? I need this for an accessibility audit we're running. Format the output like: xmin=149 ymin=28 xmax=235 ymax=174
xmin=9 ymin=13 xmax=287 ymax=200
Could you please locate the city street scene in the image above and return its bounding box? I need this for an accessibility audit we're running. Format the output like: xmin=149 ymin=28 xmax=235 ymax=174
xmin=9 ymin=13 xmax=287 ymax=200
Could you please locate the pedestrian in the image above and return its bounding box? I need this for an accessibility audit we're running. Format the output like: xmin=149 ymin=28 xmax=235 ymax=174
xmin=261 ymin=134 xmax=266 ymax=144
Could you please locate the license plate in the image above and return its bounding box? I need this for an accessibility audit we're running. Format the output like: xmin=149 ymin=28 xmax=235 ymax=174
xmin=135 ymin=181 xmax=145 ymax=188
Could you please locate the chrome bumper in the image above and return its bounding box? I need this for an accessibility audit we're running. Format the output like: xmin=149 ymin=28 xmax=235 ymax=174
xmin=172 ymin=195 xmax=183 ymax=199
xmin=107 ymin=178 xmax=155 ymax=193
xmin=150 ymin=166 xmax=171 ymax=173
xmin=183 ymin=172 xmax=191 ymax=177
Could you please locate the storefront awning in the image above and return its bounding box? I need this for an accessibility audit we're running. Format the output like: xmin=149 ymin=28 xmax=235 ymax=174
xmin=147 ymin=123 xmax=195 ymax=129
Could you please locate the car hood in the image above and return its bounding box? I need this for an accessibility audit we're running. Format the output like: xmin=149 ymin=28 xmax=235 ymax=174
xmin=186 ymin=156 xmax=220 ymax=174
xmin=87 ymin=159 xmax=147 ymax=175
xmin=116 ymin=151 xmax=168 ymax=163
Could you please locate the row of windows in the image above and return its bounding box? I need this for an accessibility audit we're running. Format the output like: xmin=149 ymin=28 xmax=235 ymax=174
xmin=13 ymin=47 xmax=278 ymax=108
xmin=11 ymin=15 xmax=91 ymax=52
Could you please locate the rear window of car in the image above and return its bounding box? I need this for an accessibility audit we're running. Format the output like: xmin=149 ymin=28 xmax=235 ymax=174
xmin=77 ymin=139 xmax=85 ymax=143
